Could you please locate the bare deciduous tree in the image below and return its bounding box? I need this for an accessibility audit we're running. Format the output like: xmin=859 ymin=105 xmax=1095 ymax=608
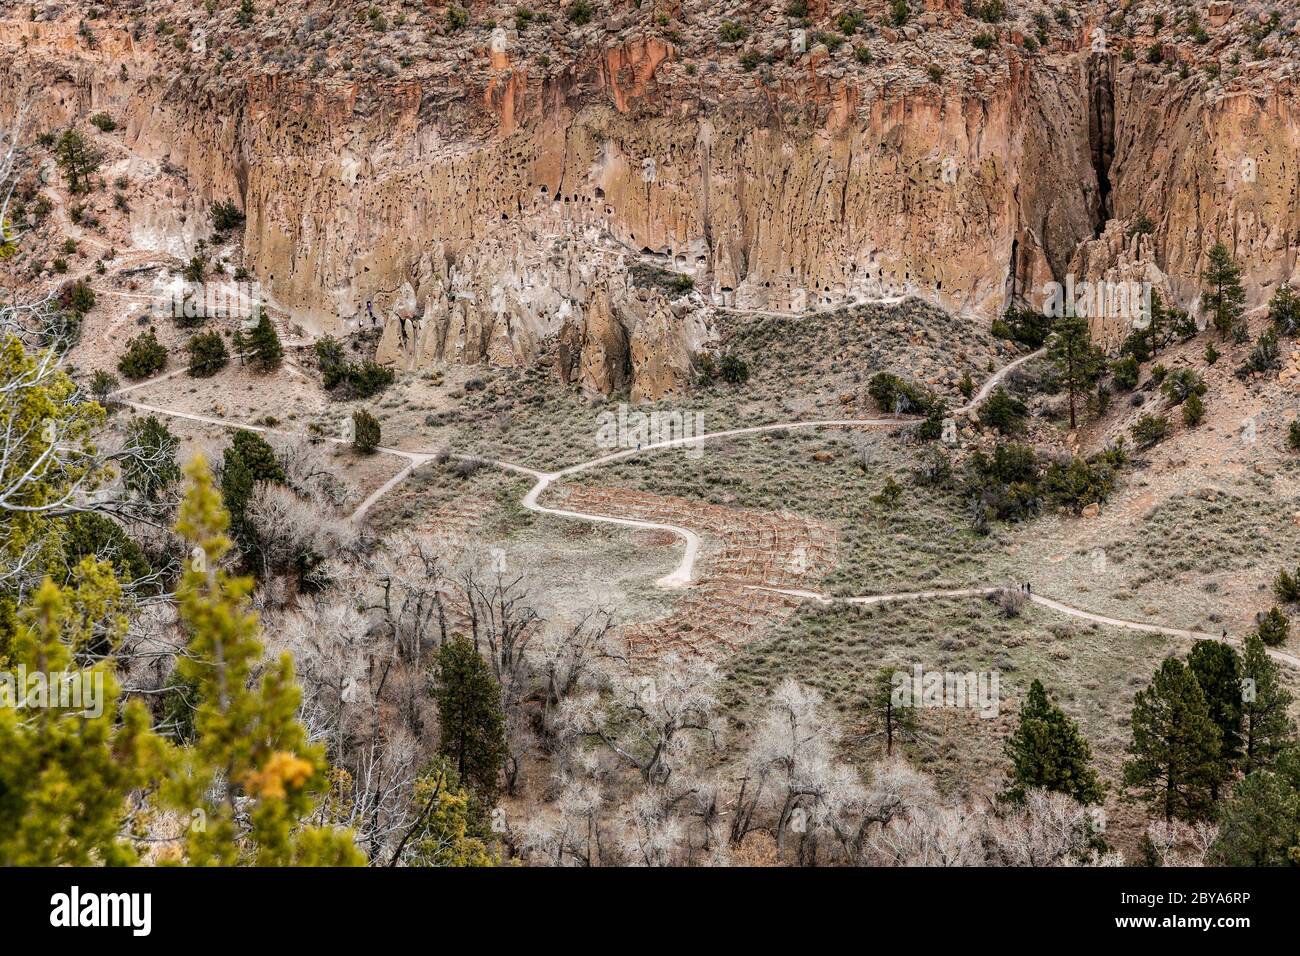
xmin=560 ymin=653 xmax=721 ymax=787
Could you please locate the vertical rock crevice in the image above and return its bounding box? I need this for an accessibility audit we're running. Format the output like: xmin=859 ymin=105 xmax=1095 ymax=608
xmin=1087 ymin=53 xmax=1116 ymax=237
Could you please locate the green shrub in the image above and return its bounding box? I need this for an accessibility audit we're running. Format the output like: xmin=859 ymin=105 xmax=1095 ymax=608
xmin=970 ymin=0 xmax=1006 ymax=23
xmin=836 ymin=11 xmax=863 ymax=34
xmin=1274 ymin=568 xmax=1300 ymax=604
xmin=873 ymin=476 xmax=903 ymax=507
xmin=813 ymin=31 xmax=845 ymax=52
xmin=1236 ymin=330 xmax=1281 ymax=379
xmin=978 ymin=386 xmax=1027 ymax=435
xmin=890 ymin=0 xmax=910 ymax=27
xmin=89 ymin=369 xmax=119 ymax=404
xmin=211 ymin=199 xmax=245 ymax=232
xmin=567 ymin=0 xmax=593 ymax=24
xmin=1181 ymin=390 xmax=1205 ymax=426
xmin=1256 ymin=607 xmax=1289 ymax=647
xmin=867 ymin=372 xmax=937 ymax=416
xmin=447 ymin=5 xmax=468 ymax=29
xmin=1268 ymin=282 xmax=1300 ymax=335
xmin=352 ymin=409 xmax=381 ymax=453
xmin=89 ymin=112 xmax=117 ymax=133
xmin=187 ymin=330 xmax=229 ymax=377
xmin=117 ymin=328 xmax=167 ymax=379
xmin=1159 ymin=367 xmax=1205 ymax=404
xmin=1130 ymin=412 xmax=1171 ymax=449
xmin=719 ymin=354 xmax=750 ymax=385
xmin=992 ymin=306 xmax=1052 ymax=348
xmin=315 ymin=336 xmax=395 ymax=398
xmin=1111 ymin=355 xmax=1139 ymax=390
xmin=719 ymin=21 xmax=748 ymax=42
xmin=1039 ymin=455 xmax=1117 ymax=513
xmin=972 ymin=31 xmax=996 ymax=50
xmin=60 ymin=279 xmax=96 ymax=315
xmin=962 ymin=442 xmax=1042 ymax=527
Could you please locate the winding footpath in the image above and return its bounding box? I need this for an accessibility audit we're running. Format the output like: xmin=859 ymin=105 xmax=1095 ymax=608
xmin=111 ymin=344 xmax=1300 ymax=670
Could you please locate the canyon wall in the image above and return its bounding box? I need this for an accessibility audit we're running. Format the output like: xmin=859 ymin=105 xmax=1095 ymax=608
xmin=4 ymin=13 xmax=1299 ymax=394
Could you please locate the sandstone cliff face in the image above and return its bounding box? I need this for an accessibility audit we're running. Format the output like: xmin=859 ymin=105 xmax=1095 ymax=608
xmin=4 ymin=5 xmax=1299 ymax=396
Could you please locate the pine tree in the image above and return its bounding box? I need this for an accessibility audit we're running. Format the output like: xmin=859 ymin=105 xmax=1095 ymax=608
xmin=1123 ymin=657 xmax=1224 ymax=822
xmin=0 ymin=333 xmax=108 ymax=657
xmin=389 ymin=759 xmax=500 ymax=867
xmin=1255 ymin=606 xmax=1289 ymax=647
xmin=352 ymin=408 xmax=381 ymax=454
xmin=1002 ymin=678 xmax=1103 ymax=804
xmin=121 ymin=414 xmax=181 ymax=502
xmin=1210 ymin=753 xmax=1300 ymax=866
xmin=433 ymin=636 xmax=508 ymax=812
xmin=1187 ymin=639 xmax=1244 ymax=772
xmin=55 ymin=128 xmax=103 ymax=194
xmin=220 ymin=429 xmax=283 ymax=552
xmin=1202 ymin=242 xmax=1247 ymax=343
xmin=0 ymin=572 xmax=164 ymax=864
xmin=231 ymin=327 xmax=248 ymax=366
xmin=1268 ymin=281 xmax=1300 ymax=336
xmin=864 ymin=667 xmax=919 ymax=757
xmin=1240 ymin=632 xmax=1296 ymax=772
xmin=1047 ymin=314 xmax=1105 ymax=430
xmin=247 ymin=310 xmax=283 ymax=371
xmin=187 ymin=330 xmax=228 ymax=377
xmin=164 ymin=457 xmax=363 ymax=865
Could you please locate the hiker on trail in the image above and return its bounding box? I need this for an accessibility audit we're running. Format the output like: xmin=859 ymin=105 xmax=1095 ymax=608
xmin=367 ymin=300 xmax=376 ymax=326
xmin=1026 ymin=582 xmax=1031 ymax=595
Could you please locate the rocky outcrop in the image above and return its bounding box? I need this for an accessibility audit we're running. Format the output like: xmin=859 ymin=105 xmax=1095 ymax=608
xmin=4 ymin=6 xmax=1300 ymax=394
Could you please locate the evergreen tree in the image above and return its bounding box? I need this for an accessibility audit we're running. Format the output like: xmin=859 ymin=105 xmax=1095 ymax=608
xmin=978 ymin=386 xmax=1028 ymax=435
xmin=1123 ymin=657 xmax=1224 ymax=822
xmin=390 ymin=759 xmax=500 ymax=867
xmin=1211 ymin=746 xmax=1300 ymax=866
xmin=1268 ymin=281 xmax=1300 ymax=336
xmin=433 ymin=636 xmax=508 ymax=811
xmin=55 ymin=128 xmax=103 ymax=194
xmin=0 ymin=572 xmax=164 ymax=865
xmin=864 ymin=667 xmax=919 ymax=757
xmin=220 ymin=429 xmax=284 ymax=552
xmin=1240 ymin=632 xmax=1296 ymax=772
xmin=1201 ymin=242 xmax=1247 ymax=343
xmin=121 ymin=414 xmax=181 ymax=502
xmin=117 ymin=328 xmax=167 ymax=380
xmin=1047 ymin=314 xmax=1105 ymax=429
xmin=187 ymin=330 xmax=228 ymax=377
xmin=352 ymin=408 xmax=381 ymax=454
xmin=1003 ymin=678 xmax=1104 ymax=804
xmin=1145 ymin=289 xmax=1167 ymax=358
xmin=164 ymin=457 xmax=362 ymax=865
xmin=1187 ymin=640 xmax=1243 ymax=777
xmin=247 ymin=310 xmax=283 ymax=371
xmin=1255 ymin=606 xmax=1289 ymax=647
xmin=230 ymin=327 xmax=248 ymax=366
xmin=0 ymin=333 xmax=107 ymax=655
